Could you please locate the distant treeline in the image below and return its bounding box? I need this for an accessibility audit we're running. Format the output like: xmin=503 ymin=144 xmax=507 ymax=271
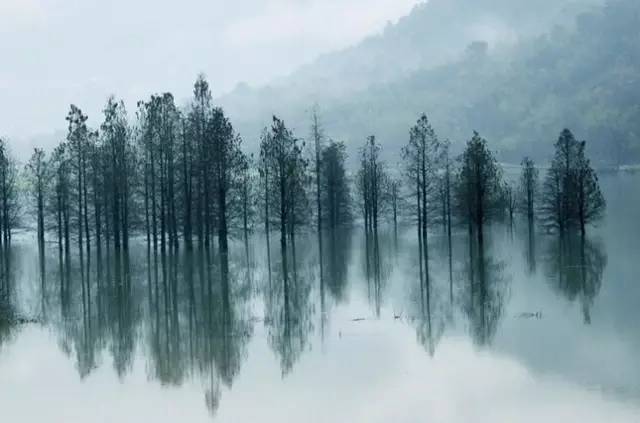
xmin=0 ymin=75 xmax=605 ymax=284
xmin=220 ymin=0 xmax=640 ymax=166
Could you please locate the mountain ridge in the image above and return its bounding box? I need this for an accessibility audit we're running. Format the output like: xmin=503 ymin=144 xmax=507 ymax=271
xmin=219 ymin=0 xmax=640 ymax=165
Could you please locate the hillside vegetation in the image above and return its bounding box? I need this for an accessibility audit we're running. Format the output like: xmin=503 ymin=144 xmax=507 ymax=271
xmin=220 ymin=0 xmax=638 ymax=166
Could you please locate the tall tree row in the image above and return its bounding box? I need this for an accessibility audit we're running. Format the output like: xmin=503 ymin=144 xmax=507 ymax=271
xmin=1 ymin=72 xmax=609 ymax=324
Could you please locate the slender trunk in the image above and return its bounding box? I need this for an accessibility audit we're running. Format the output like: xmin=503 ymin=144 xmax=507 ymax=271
xmin=160 ymin=144 xmax=167 ymax=254
xmin=151 ymin=146 xmax=158 ymax=253
xmin=57 ymin=181 xmax=63 ymax=275
xmin=417 ymin=175 xmax=424 ymax=298
xmin=421 ymin=143 xmax=430 ymax=292
xmin=446 ymin=162 xmax=453 ymax=302
xmin=168 ymin=144 xmax=179 ymax=251
xmin=82 ymin=151 xmax=91 ymax=261
xmin=77 ymin=146 xmax=85 ymax=280
xmin=182 ymin=126 xmax=193 ymax=249
xmin=63 ymin=183 xmax=71 ymax=282
xmin=279 ymin=160 xmax=289 ymax=313
xmin=314 ymin=116 xmax=324 ymax=289
xmin=144 ymin=159 xmax=151 ymax=257
xmin=38 ymin=184 xmax=45 ymax=260
xmin=112 ymin=140 xmax=121 ymax=253
xmin=264 ymin=167 xmax=272 ymax=285
xmin=122 ymin=143 xmax=130 ymax=254
xmin=393 ymin=191 xmax=398 ymax=251
xmin=204 ymin=155 xmax=211 ymax=250
xmin=243 ymin=177 xmax=250 ymax=263
xmin=93 ymin=162 xmax=102 ymax=260
xmin=2 ymin=165 xmax=9 ymax=248
xmin=218 ymin=164 xmax=229 ymax=282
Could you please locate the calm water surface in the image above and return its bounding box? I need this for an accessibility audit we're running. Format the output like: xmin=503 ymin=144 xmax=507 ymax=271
xmin=0 ymin=173 xmax=639 ymax=423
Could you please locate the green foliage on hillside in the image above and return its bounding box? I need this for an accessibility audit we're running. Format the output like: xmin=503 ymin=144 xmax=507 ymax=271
xmin=222 ymin=0 xmax=638 ymax=166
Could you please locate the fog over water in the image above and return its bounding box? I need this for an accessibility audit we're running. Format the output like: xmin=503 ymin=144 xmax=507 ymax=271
xmin=0 ymin=172 xmax=638 ymax=423
xmin=1 ymin=1 xmax=639 ymax=421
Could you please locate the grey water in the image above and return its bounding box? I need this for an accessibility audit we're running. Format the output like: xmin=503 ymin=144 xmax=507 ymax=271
xmin=0 ymin=173 xmax=639 ymax=423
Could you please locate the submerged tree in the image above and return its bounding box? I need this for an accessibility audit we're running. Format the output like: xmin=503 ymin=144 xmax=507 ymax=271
xmin=260 ymin=116 xmax=309 ymax=303
xmin=66 ymin=105 xmax=91 ymax=265
xmin=49 ymin=143 xmax=72 ymax=276
xmin=101 ymin=97 xmax=133 ymax=257
xmin=238 ymin=153 xmax=255 ymax=260
xmin=357 ymin=135 xmax=386 ymax=284
xmin=187 ymin=75 xmax=214 ymax=249
xmin=357 ymin=136 xmax=386 ymax=237
xmin=320 ymin=141 xmax=352 ymax=231
xmin=26 ymin=148 xmax=49 ymax=258
xmin=541 ymin=129 xmax=605 ymax=237
xmin=259 ymin=128 xmax=273 ymax=281
xmin=518 ymin=157 xmax=538 ymax=228
xmin=386 ymin=176 xmax=402 ymax=246
xmin=574 ymin=142 xmax=606 ymax=237
xmin=310 ymin=109 xmax=325 ymax=284
xmin=454 ymin=132 xmax=503 ymax=249
xmin=210 ymin=106 xmax=247 ymax=279
xmin=402 ymin=114 xmax=443 ymax=295
xmin=138 ymin=93 xmax=181 ymax=254
xmin=440 ymin=140 xmax=454 ymax=298
xmin=502 ymin=182 xmax=517 ymax=228
xmin=0 ymin=139 xmax=20 ymax=249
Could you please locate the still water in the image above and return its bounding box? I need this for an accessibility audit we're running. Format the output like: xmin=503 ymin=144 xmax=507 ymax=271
xmin=1 ymin=173 xmax=639 ymax=423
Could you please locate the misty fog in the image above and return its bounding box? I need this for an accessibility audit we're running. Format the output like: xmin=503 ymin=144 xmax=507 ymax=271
xmin=1 ymin=1 xmax=640 ymax=422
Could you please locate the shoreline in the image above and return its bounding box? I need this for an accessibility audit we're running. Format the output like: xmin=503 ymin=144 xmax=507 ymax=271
xmin=499 ymin=163 xmax=640 ymax=173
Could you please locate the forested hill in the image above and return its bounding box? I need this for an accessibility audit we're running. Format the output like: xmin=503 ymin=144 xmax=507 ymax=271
xmin=219 ymin=0 xmax=640 ymax=166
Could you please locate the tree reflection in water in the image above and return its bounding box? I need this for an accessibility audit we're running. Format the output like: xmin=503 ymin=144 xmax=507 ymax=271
xmin=2 ymin=224 xmax=611 ymax=418
xmin=265 ymin=234 xmax=314 ymax=378
xmin=461 ymin=237 xmax=509 ymax=347
xmin=544 ymin=234 xmax=607 ymax=324
xmin=38 ymin=244 xmax=254 ymax=418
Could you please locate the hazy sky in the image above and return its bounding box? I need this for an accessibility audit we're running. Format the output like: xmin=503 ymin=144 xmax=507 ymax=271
xmin=0 ymin=0 xmax=421 ymax=143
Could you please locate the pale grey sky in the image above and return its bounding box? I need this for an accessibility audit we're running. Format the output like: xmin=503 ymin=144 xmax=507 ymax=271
xmin=0 ymin=0 xmax=421 ymax=144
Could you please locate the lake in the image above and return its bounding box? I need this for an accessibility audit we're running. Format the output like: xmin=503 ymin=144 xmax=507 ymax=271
xmin=0 ymin=173 xmax=639 ymax=423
